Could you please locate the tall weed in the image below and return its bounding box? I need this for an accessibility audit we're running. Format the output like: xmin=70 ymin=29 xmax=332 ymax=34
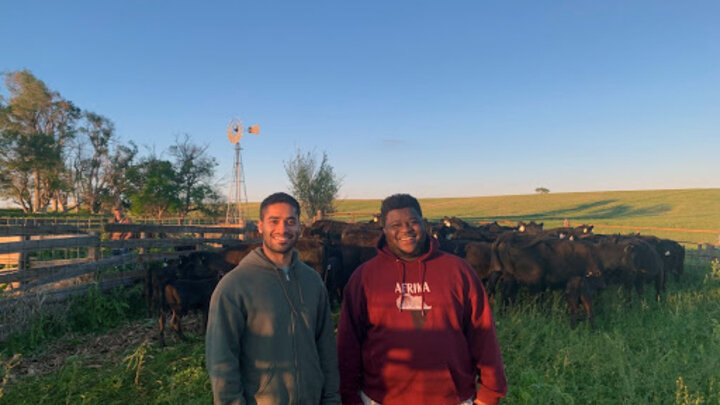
xmin=0 ymin=353 xmax=21 ymax=400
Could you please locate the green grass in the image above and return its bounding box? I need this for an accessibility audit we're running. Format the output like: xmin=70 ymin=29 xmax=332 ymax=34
xmin=496 ymin=255 xmax=720 ymax=404
xmin=329 ymin=188 xmax=720 ymax=245
xmin=1 ymin=284 xmax=146 ymax=357
xmin=2 ymin=255 xmax=719 ymax=404
xmin=1 ymin=340 xmax=212 ymax=405
xmin=2 ymin=188 xmax=719 ymax=403
xmin=5 ymin=188 xmax=719 ymax=244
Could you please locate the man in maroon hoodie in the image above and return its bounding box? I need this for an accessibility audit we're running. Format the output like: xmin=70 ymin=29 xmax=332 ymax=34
xmin=337 ymin=194 xmax=507 ymax=405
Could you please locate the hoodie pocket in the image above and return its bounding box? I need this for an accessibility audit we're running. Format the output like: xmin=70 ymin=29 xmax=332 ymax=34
xmin=255 ymin=363 xmax=277 ymax=396
xmin=380 ymin=361 xmax=460 ymax=401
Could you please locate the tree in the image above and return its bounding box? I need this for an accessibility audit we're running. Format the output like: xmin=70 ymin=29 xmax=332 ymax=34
xmin=69 ymin=112 xmax=116 ymax=213
xmin=535 ymin=187 xmax=550 ymax=194
xmin=101 ymin=141 xmax=139 ymax=212
xmin=284 ymin=149 xmax=342 ymax=220
xmin=126 ymin=156 xmax=180 ymax=219
xmin=168 ymin=134 xmax=219 ymax=217
xmin=0 ymin=70 xmax=79 ymax=213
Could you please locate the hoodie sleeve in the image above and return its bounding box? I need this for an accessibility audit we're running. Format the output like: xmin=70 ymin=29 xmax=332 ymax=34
xmin=315 ymin=284 xmax=341 ymax=404
xmin=206 ymin=279 xmax=247 ymax=405
xmin=336 ymin=268 xmax=368 ymax=405
xmin=464 ymin=267 xmax=508 ymax=405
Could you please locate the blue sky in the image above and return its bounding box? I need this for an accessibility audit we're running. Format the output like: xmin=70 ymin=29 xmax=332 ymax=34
xmin=2 ymin=1 xmax=719 ymax=201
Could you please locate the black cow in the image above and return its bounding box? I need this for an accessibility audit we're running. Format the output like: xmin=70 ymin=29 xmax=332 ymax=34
xmin=436 ymin=217 xmax=501 ymax=241
xmin=302 ymin=219 xmax=350 ymax=244
xmin=517 ymin=221 xmax=544 ymax=235
xmin=436 ymin=238 xmax=495 ymax=283
xmin=158 ymin=276 xmax=218 ymax=346
xmin=593 ymin=235 xmax=665 ymax=301
xmin=155 ymin=250 xmax=234 ymax=346
xmin=490 ymin=233 xmax=605 ymax=328
xmin=543 ymin=225 xmax=595 ymax=240
xmin=638 ymin=235 xmax=685 ymax=282
xmin=339 ymin=223 xmax=382 ymax=294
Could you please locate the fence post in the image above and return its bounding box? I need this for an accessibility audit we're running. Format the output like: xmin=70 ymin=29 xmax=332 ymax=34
xmin=88 ymin=231 xmax=100 ymax=261
xmin=139 ymin=232 xmax=147 ymax=256
xmin=197 ymin=232 xmax=204 ymax=251
xmin=18 ymin=234 xmax=30 ymax=270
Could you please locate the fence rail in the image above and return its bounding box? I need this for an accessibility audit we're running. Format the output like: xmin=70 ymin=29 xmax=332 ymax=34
xmin=0 ymin=222 xmax=248 ymax=301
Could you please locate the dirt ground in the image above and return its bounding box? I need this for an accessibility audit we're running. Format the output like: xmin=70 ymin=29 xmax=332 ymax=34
xmin=10 ymin=314 xmax=206 ymax=379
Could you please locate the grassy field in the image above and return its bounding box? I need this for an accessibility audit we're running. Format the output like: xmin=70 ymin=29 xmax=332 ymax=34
xmin=332 ymin=188 xmax=720 ymax=245
xmin=240 ymin=188 xmax=720 ymax=244
xmin=3 ymin=188 xmax=718 ymax=244
xmin=1 ymin=253 xmax=719 ymax=404
xmin=1 ymin=188 xmax=720 ymax=404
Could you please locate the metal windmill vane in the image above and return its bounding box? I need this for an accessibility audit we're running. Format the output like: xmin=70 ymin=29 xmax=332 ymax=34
xmin=225 ymin=118 xmax=259 ymax=225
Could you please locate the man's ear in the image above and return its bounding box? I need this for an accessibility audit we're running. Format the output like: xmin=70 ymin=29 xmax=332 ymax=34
xmin=256 ymin=220 xmax=263 ymax=234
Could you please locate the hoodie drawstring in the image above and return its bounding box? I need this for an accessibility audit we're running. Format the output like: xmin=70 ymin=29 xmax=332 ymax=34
xmin=421 ymin=261 xmax=427 ymax=317
xmin=398 ymin=260 xmax=406 ymax=312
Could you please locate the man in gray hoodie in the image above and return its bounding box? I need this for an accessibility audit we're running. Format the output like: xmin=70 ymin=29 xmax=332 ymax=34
xmin=206 ymin=192 xmax=340 ymax=405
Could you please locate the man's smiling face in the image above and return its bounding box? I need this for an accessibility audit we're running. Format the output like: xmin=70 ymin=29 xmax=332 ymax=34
xmin=258 ymin=202 xmax=300 ymax=256
xmin=383 ymin=207 xmax=427 ymax=261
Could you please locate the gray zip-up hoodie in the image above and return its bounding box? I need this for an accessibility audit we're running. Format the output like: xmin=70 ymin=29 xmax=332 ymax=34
xmin=206 ymin=247 xmax=340 ymax=405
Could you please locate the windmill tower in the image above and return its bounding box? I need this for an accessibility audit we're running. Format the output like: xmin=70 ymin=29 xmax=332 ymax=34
xmin=225 ymin=118 xmax=259 ymax=225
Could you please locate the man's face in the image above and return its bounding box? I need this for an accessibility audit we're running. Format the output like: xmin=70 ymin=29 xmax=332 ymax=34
xmin=383 ymin=207 xmax=427 ymax=261
xmin=257 ymin=203 xmax=300 ymax=256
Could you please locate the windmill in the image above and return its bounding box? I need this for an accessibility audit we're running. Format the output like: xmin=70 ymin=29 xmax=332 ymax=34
xmin=225 ymin=118 xmax=259 ymax=225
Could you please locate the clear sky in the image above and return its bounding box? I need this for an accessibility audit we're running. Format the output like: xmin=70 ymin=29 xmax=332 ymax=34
xmin=2 ymin=1 xmax=719 ymax=202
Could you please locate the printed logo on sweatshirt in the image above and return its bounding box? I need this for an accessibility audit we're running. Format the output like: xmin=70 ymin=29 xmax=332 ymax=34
xmin=395 ymin=282 xmax=432 ymax=311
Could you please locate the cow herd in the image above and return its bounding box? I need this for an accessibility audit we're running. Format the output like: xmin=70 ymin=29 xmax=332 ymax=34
xmin=145 ymin=216 xmax=686 ymax=344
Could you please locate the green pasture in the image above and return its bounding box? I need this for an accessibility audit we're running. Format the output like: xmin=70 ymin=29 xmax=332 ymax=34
xmin=3 ymin=188 xmax=719 ymax=244
xmin=2 ymin=254 xmax=719 ymax=404
xmin=331 ymin=188 xmax=720 ymax=245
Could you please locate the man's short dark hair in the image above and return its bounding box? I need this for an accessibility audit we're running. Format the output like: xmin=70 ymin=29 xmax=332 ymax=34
xmin=380 ymin=194 xmax=423 ymax=224
xmin=260 ymin=192 xmax=301 ymax=219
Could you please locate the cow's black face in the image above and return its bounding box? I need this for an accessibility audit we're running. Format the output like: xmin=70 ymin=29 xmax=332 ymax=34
xmin=383 ymin=207 xmax=428 ymax=261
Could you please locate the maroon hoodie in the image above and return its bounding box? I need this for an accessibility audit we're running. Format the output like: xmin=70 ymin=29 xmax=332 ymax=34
xmin=337 ymin=235 xmax=507 ymax=405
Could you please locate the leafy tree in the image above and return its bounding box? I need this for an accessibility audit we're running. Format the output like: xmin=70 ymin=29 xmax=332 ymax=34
xmin=102 ymin=141 xmax=139 ymax=211
xmin=69 ymin=112 xmax=117 ymax=213
xmin=0 ymin=70 xmax=79 ymax=213
xmin=168 ymin=134 xmax=219 ymax=217
xmin=535 ymin=187 xmax=550 ymax=194
xmin=126 ymin=157 xmax=180 ymax=219
xmin=284 ymin=149 xmax=342 ymax=220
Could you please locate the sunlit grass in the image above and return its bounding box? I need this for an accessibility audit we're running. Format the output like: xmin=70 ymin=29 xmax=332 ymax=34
xmin=2 ymin=255 xmax=719 ymax=404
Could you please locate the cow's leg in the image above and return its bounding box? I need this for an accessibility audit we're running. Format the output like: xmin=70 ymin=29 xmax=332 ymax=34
xmin=485 ymin=271 xmax=502 ymax=299
xmin=500 ymin=275 xmax=518 ymax=306
xmin=655 ymin=272 xmax=664 ymax=302
xmin=170 ymin=308 xmax=185 ymax=340
xmin=634 ymin=277 xmax=645 ymax=300
xmin=145 ymin=266 xmax=153 ymax=317
xmin=565 ymin=278 xmax=582 ymax=329
xmin=580 ymin=293 xmax=595 ymax=330
xmin=158 ymin=311 xmax=166 ymax=347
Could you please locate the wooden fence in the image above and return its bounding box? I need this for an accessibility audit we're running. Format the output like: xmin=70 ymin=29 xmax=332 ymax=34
xmin=0 ymin=222 xmax=250 ymax=340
